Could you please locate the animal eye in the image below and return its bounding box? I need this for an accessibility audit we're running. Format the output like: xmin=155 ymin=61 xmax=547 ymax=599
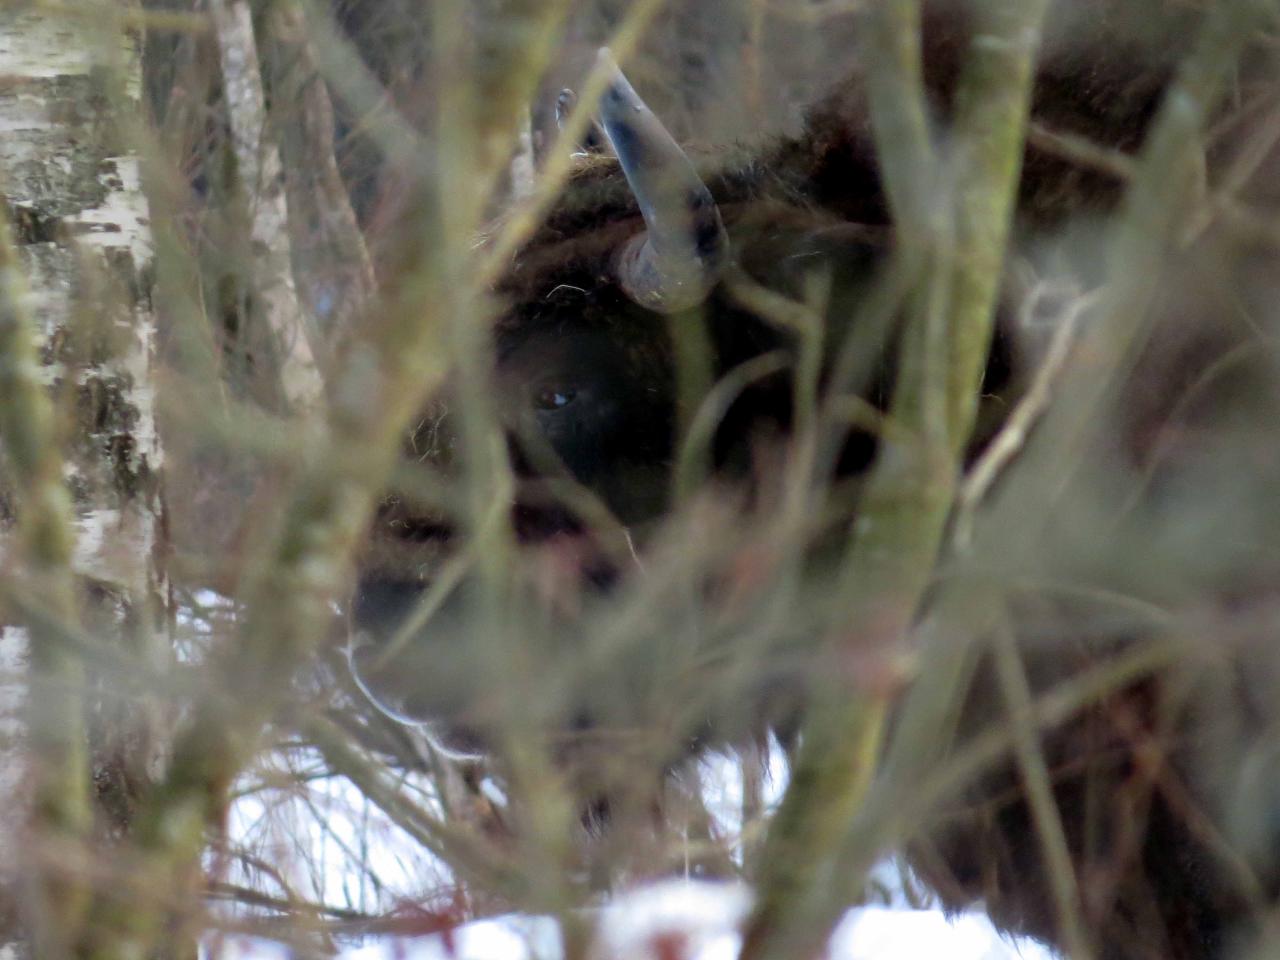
xmin=535 ymin=386 xmax=577 ymax=410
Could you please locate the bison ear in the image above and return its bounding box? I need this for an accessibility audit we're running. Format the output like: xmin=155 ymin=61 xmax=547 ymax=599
xmin=596 ymin=48 xmax=729 ymax=314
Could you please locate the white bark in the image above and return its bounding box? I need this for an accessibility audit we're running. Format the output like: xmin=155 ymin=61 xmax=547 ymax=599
xmin=0 ymin=3 xmax=167 ymax=946
xmin=0 ymin=8 xmax=162 ymax=597
xmin=211 ymin=0 xmax=325 ymax=411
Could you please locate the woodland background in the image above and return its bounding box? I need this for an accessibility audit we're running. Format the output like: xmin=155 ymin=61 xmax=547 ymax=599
xmin=0 ymin=1 xmax=1277 ymax=959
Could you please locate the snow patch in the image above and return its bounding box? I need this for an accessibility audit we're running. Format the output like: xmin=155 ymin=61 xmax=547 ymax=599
xmin=204 ymin=880 xmax=1056 ymax=960
xmin=590 ymin=880 xmax=751 ymax=960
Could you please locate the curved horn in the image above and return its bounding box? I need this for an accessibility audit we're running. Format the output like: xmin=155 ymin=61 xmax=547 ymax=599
xmin=596 ymin=48 xmax=729 ymax=314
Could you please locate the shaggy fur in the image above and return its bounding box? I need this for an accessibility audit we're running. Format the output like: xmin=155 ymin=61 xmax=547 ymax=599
xmin=353 ymin=7 xmax=1280 ymax=957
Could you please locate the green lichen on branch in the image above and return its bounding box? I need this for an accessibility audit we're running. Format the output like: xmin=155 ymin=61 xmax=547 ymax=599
xmin=740 ymin=2 xmax=1053 ymax=957
xmin=742 ymin=1 xmax=1277 ymax=957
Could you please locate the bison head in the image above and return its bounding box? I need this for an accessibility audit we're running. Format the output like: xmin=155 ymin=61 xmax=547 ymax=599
xmin=346 ymin=50 xmax=896 ymax=758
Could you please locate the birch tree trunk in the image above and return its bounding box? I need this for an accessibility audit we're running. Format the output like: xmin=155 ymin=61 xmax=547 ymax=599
xmin=210 ymin=0 xmax=325 ymax=410
xmin=0 ymin=4 xmax=167 ymax=953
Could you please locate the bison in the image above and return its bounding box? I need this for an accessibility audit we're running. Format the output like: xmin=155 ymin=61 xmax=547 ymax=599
xmin=348 ymin=7 xmax=1280 ymax=960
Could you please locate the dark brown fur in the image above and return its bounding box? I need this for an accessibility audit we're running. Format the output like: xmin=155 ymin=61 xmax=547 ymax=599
xmin=353 ymin=7 xmax=1280 ymax=958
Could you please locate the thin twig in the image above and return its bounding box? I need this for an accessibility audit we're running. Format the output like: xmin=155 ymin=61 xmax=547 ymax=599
xmin=954 ymin=286 xmax=1101 ymax=551
xmin=990 ymin=608 xmax=1094 ymax=960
